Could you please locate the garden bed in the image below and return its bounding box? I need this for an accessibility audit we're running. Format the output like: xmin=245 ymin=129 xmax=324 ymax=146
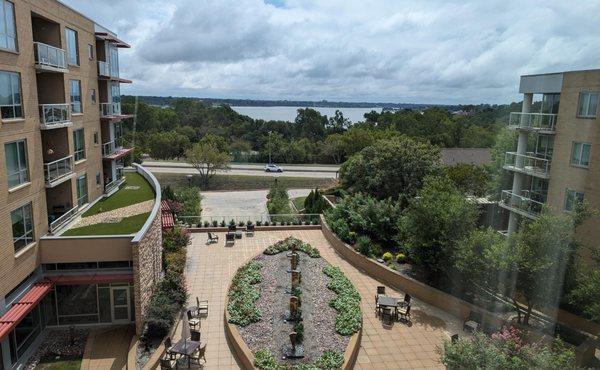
xmin=26 ymin=329 xmax=88 ymax=370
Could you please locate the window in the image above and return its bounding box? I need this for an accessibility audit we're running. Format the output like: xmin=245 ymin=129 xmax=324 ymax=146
xmin=87 ymin=44 xmax=94 ymax=60
xmin=73 ymin=128 xmax=85 ymax=161
xmin=0 ymin=0 xmax=16 ymax=52
xmin=93 ymin=131 xmax=98 ymax=145
xmin=565 ymin=189 xmax=584 ymax=212
xmin=5 ymin=140 xmax=28 ymax=188
xmin=65 ymin=28 xmax=79 ymax=65
xmin=578 ymin=92 xmax=599 ymax=118
xmin=90 ymin=88 xmax=96 ymax=104
xmin=76 ymin=174 xmax=88 ymax=207
xmin=70 ymin=79 xmax=82 ymax=113
xmin=96 ymin=172 xmax=101 ymax=186
xmin=0 ymin=71 xmax=22 ymax=119
xmin=11 ymin=203 xmax=34 ymax=253
xmin=571 ymin=142 xmax=591 ymax=167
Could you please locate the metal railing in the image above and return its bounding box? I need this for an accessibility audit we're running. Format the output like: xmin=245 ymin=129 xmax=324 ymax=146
xmin=39 ymin=104 xmax=70 ymax=127
xmin=44 ymin=155 xmax=74 ymax=185
xmin=98 ymin=61 xmax=119 ymax=78
xmin=34 ymin=42 xmax=67 ymax=70
xmin=176 ymin=214 xmax=322 ymax=227
xmin=104 ymin=176 xmax=125 ymax=194
xmin=49 ymin=205 xmax=79 ymax=233
xmin=499 ymin=190 xmax=544 ymax=218
xmin=508 ymin=112 xmax=557 ymax=132
xmin=504 ymin=152 xmax=551 ymax=178
xmin=100 ymin=102 xmax=121 ymax=117
xmin=102 ymin=141 xmax=116 ymax=157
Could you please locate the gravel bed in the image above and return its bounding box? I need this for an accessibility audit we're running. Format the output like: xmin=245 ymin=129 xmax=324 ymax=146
xmin=237 ymin=250 xmax=349 ymax=366
xmin=25 ymin=328 xmax=88 ymax=369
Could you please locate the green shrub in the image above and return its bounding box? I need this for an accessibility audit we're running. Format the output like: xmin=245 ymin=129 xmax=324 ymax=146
xmin=203 ymin=221 xmax=210 ymax=227
xmin=161 ymin=185 xmax=176 ymax=201
xmin=164 ymin=250 xmax=186 ymax=274
xmin=263 ymin=237 xmax=320 ymax=258
xmin=143 ymin=270 xmax=188 ymax=341
xmin=162 ymin=227 xmax=190 ymax=253
xmin=293 ymin=321 xmax=304 ymax=343
xmin=212 ymin=220 xmax=218 ymax=227
xmin=238 ymin=220 xmax=245 ymax=227
xmin=382 ymin=252 xmax=393 ymax=262
xmin=356 ymin=235 xmax=372 ymax=256
xmin=323 ymin=266 xmax=362 ymax=336
xmin=220 ymin=220 xmax=226 ymax=227
xmin=396 ymin=253 xmax=406 ymax=263
xmin=254 ymin=349 xmax=284 ymax=370
xmin=228 ymin=261 xmax=262 ymax=326
xmin=174 ymin=187 xmax=201 ymax=217
xmin=315 ymin=351 xmax=344 ymax=369
xmin=256 ymin=220 xmax=263 ymax=226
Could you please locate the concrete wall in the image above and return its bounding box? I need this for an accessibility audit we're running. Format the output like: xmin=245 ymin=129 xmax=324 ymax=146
xmin=40 ymin=235 xmax=132 ymax=263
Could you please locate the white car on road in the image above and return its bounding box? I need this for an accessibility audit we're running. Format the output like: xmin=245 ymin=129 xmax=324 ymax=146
xmin=265 ymin=163 xmax=283 ymax=172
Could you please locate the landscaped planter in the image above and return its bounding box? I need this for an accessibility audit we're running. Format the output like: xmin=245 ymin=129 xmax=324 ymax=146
xmin=187 ymin=224 xmax=322 ymax=233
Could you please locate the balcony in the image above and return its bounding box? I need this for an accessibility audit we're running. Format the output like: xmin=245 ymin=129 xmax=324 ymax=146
xmin=44 ymin=155 xmax=74 ymax=187
xmin=508 ymin=112 xmax=557 ymax=133
xmin=102 ymin=140 xmax=119 ymax=157
xmin=34 ymin=42 xmax=68 ymax=73
xmin=49 ymin=205 xmax=79 ymax=234
xmin=503 ymin=152 xmax=551 ymax=179
xmin=100 ymin=102 xmax=121 ymax=117
xmin=98 ymin=61 xmax=131 ymax=83
xmin=39 ymin=104 xmax=71 ymax=129
xmin=499 ymin=190 xmax=544 ymax=219
xmin=104 ymin=175 xmax=125 ymax=196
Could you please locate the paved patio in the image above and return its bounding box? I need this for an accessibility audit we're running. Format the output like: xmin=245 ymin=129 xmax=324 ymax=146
xmin=80 ymin=325 xmax=134 ymax=370
xmin=185 ymin=230 xmax=463 ymax=369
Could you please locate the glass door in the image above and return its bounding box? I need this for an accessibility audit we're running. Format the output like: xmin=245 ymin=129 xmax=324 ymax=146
xmin=110 ymin=286 xmax=131 ymax=323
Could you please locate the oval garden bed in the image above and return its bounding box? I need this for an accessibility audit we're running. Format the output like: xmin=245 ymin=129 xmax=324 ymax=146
xmin=226 ymin=237 xmax=361 ymax=369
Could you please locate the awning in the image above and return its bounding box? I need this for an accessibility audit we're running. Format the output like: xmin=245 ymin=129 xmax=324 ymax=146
xmin=94 ymin=32 xmax=131 ymax=48
xmin=103 ymin=147 xmax=134 ymax=161
xmin=45 ymin=273 xmax=134 ymax=285
xmin=0 ymin=282 xmax=53 ymax=341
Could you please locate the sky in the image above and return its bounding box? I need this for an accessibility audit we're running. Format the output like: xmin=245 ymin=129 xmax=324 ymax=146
xmin=62 ymin=0 xmax=600 ymax=105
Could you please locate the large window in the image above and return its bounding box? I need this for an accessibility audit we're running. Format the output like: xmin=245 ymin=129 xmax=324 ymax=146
xmin=70 ymin=79 xmax=82 ymax=114
xmin=0 ymin=70 xmax=22 ymax=119
xmin=65 ymin=28 xmax=78 ymax=65
xmin=0 ymin=0 xmax=16 ymax=52
xmin=73 ymin=128 xmax=85 ymax=161
xmin=571 ymin=142 xmax=591 ymax=167
xmin=5 ymin=139 xmax=28 ymax=188
xmin=11 ymin=202 xmax=34 ymax=253
xmin=76 ymin=174 xmax=88 ymax=207
xmin=9 ymin=306 xmax=41 ymax=363
xmin=565 ymin=189 xmax=584 ymax=212
xmin=578 ymin=92 xmax=599 ymax=118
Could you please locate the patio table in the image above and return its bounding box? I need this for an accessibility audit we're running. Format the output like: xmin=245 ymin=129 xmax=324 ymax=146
xmin=377 ymin=296 xmax=400 ymax=320
xmin=171 ymin=340 xmax=201 ymax=368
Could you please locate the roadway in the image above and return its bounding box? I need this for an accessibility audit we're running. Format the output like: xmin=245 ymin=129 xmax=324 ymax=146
xmin=142 ymin=160 xmax=340 ymax=179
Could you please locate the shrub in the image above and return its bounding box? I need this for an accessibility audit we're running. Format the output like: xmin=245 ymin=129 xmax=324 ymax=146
xmin=174 ymin=187 xmax=201 ymax=217
xmin=356 ymin=235 xmax=372 ymax=256
xmin=293 ymin=321 xmax=304 ymax=343
xmin=256 ymin=220 xmax=263 ymax=226
xmin=315 ymin=351 xmax=344 ymax=369
xmin=161 ymin=185 xmax=176 ymax=201
xmin=238 ymin=220 xmax=245 ymax=227
xmin=227 ymin=261 xmax=262 ymax=326
xmin=162 ymin=227 xmax=190 ymax=253
xmin=247 ymin=220 xmax=253 ymax=226
xmin=143 ymin=270 xmax=188 ymax=341
xmin=396 ymin=253 xmax=406 ymax=263
xmin=164 ymin=250 xmax=186 ymax=274
xmin=263 ymin=237 xmax=320 ymax=258
xmin=212 ymin=220 xmax=218 ymax=227
xmin=382 ymin=252 xmax=393 ymax=262
xmin=220 ymin=220 xmax=226 ymax=227
xmin=254 ymin=349 xmax=284 ymax=370
xmin=203 ymin=221 xmax=210 ymax=227
xmin=323 ymin=266 xmax=362 ymax=336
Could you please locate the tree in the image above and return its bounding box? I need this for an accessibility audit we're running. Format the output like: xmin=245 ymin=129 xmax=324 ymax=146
xmin=320 ymin=134 xmax=346 ymax=164
xmin=444 ymin=163 xmax=490 ymax=196
xmin=326 ymin=110 xmax=350 ymax=134
xmin=569 ymin=266 xmax=600 ymax=322
xmin=487 ymin=127 xmax=517 ymax=199
xmin=185 ymin=142 xmax=230 ymax=187
xmin=148 ymin=131 xmax=191 ymax=159
xmin=304 ymin=188 xmax=328 ymax=214
xmin=294 ymin=108 xmax=327 ymax=140
xmin=340 ymin=136 xmax=441 ymax=203
xmin=402 ymin=176 xmax=478 ymax=284
xmin=441 ymin=328 xmax=578 ymax=370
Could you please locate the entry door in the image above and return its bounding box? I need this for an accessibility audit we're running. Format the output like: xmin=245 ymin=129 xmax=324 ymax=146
xmin=110 ymin=286 xmax=131 ymax=323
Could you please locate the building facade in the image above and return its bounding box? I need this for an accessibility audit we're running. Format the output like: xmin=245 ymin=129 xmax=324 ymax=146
xmin=499 ymin=69 xmax=600 ymax=252
xmin=0 ymin=1 xmax=160 ymax=368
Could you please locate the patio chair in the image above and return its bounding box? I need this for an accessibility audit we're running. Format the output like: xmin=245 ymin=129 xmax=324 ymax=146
xmin=187 ymin=310 xmax=201 ymax=330
xmin=190 ymin=343 xmax=207 ymax=366
xmin=207 ymin=232 xmax=219 ymax=244
xmin=196 ymin=297 xmax=209 ymax=317
xmin=225 ymin=232 xmax=235 ymax=245
xmin=398 ymin=304 xmax=411 ymax=323
xmin=463 ymin=311 xmax=482 ymax=333
xmin=377 ymin=286 xmax=386 ymax=295
xmin=246 ymin=224 xmax=255 ymax=236
xmin=160 ymin=358 xmax=178 ymax=369
xmin=375 ymin=286 xmax=386 ymax=316
xmin=164 ymin=337 xmax=176 ymax=359
xmin=451 ymin=334 xmax=459 ymax=343
xmin=381 ymin=307 xmax=394 ymax=326
xmin=403 ymin=293 xmax=412 ymax=306
xmin=191 ymin=329 xmax=201 ymax=342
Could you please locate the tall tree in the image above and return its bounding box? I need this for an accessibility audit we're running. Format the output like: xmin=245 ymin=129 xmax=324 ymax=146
xmin=185 ymin=142 xmax=230 ymax=187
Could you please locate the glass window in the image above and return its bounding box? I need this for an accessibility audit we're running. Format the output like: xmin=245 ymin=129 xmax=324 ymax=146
xmin=90 ymin=88 xmax=96 ymax=104
xmin=0 ymin=71 xmax=22 ymax=119
xmin=70 ymin=79 xmax=82 ymax=113
xmin=578 ymin=92 xmax=599 ymax=118
xmin=571 ymin=142 xmax=591 ymax=167
xmin=11 ymin=203 xmax=34 ymax=253
xmin=65 ymin=28 xmax=78 ymax=65
xmin=93 ymin=131 xmax=98 ymax=145
xmin=56 ymin=285 xmax=98 ymax=325
xmin=76 ymin=174 xmax=88 ymax=207
xmin=5 ymin=140 xmax=28 ymax=188
xmin=87 ymin=44 xmax=94 ymax=60
xmin=96 ymin=172 xmax=101 ymax=186
xmin=9 ymin=306 xmax=41 ymax=362
xmin=73 ymin=128 xmax=85 ymax=161
xmin=0 ymin=0 xmax=16 ymax=52
xmin=565 ymin=189 xmax=584 ymax=212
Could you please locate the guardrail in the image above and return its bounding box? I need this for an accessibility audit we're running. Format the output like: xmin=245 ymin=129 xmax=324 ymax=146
xmin=499 ymin=190 xmax=544 ymax=218
xmin=49 ymin=205 xmax=79 ymax=233
xmin=177 ymin=213 xmax=322 ymax=226
xmin=34 ymin=42 xmax=67 ymax=70
xmin=98 ymin=61 xmax=119 ymax=78
xmin=39 ymin=104 xmax=70 ymax=128
xmin=104 ymin=176 xmax=125 ymax=194
xmin=504 ymin=152 xmax=551 ymax=178
xmin=100 ymin=102 xmax=121 ymax=117
xmin=44 ymin=155 xmax=74 ymax=185
xmin=508 ymin=112 xmax=557 ymax=132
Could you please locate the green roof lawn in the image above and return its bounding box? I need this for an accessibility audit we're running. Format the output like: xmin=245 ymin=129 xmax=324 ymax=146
xmin=82 ymin=172 xmax=155 ymax=217
xmin=62 ymin=212 xmax=151 ymax=236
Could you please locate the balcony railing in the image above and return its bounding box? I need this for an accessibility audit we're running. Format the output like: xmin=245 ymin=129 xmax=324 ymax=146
xmin=100 ymin=102 xmax=122 ymax=117
xmin=44 ymin=155 xmax=74 ymax=186
xmin=98 ymin=61 xmax=119 ymax=78
xmin=104 ymin=175 xmax=125 ymax=195
xmin=102 ymin=139 xmax=123 ymax=157
xmin=49 ymin=205 xmax=79 ymax=234
xmin=39 ymin=104 xmax=71 ymax=128
xmin=504 ymin=152 xmax=551 ymax=178
xmin=508 ymin=112 xmax=557 ymax=132
xmin=34 ymin=42 xmax=67 ymax=71
xmin=499 ymin=190 xmax=544 ymax=219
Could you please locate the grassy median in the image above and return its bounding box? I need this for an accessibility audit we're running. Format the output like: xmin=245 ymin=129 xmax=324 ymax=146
xmin=155 ymin=173 xmax=335 ymax=191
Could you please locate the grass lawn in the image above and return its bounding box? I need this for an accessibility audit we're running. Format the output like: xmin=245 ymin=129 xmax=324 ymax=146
xmin=62 ymin=212 xmax=151 ymax=236
xmin=36 ymin=359 xmax=82 ymax=370
xmin=155 ymin=173 xmax=335 ymax=191
xmin=82 ymin=172 xmax=154 ymax=217
xmin=293 ymin=196 xmax=306 ymax=211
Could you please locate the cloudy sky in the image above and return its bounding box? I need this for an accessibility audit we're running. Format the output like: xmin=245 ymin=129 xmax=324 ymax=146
xmin=62 ymin=0 xmax=600 ymax=104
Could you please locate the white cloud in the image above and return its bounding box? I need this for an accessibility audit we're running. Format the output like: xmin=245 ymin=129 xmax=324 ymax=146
xmin=61 ymin=0 xmax=600 ymax=104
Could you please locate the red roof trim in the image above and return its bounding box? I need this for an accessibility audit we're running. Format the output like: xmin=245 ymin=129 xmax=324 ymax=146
xmin=162 ymin=212 xmax=175 ymax=230
xmin=45 ymin=273 xmax=133 ymax=285
xmin=0 ymin=282 xmax=53 ymax=341
xmin=103 ymin=147 xmax=134 ymax=161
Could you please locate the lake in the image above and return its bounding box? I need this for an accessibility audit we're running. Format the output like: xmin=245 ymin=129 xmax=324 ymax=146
xmin=231 ymin=106 xmax=382 ymax=123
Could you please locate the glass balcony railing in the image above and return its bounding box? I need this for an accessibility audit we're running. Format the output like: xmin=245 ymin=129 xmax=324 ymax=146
xmin=98 ymin=61 xmax=119 ymax=78
xmin=504 ymin=152 xmax=551 ymax=178
xmin=34 ymin=42 xmax=67 ymax=71
xmin=104 ymin=174 xmax=125 ymax=194
xmin=499 ymin=190 xmax=544 ymax=218
xmin=39 ymin=104 xmax=71 ymax=128
xmin=508 ymin=112 xmax=557 ymax=132
xmin=44 ymin=155 xmax=74 ymax=186
xmin=102 ymin=138 xmax=123 ymax=157
xmin=100 ymin=102 xmax=122 ymax=117
xmin=49 ymin=205 xmax=79 ymax=233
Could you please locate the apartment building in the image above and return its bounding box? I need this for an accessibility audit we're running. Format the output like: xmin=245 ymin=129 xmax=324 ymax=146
xmin=499 ymin=69 xmax=600 ymax=251
xmin=0 ymin=1 xmax=162 ymax=368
